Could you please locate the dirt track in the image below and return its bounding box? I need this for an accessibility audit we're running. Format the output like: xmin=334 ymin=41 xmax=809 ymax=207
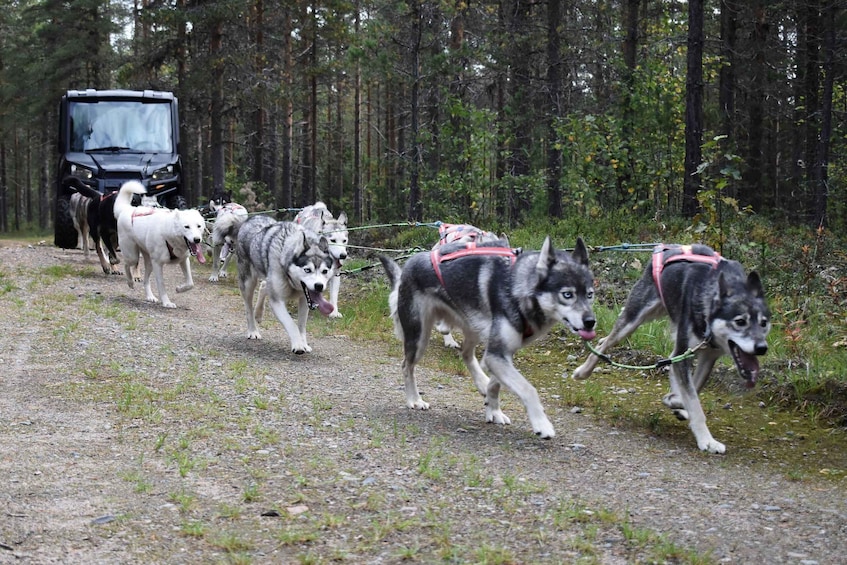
xmin=1 ymin=240 xmax=845 ymax=564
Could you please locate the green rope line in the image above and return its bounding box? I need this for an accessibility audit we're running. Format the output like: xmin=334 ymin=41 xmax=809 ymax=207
xmin=583 ymin=338 xmax=708 ymax=371
xmin=591 ymin=242 xmax=660 ymax=253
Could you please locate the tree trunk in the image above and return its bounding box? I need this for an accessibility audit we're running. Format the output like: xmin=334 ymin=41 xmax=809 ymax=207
xmin=545 ymin=0 xmax=563 ymax=218
xmin=682 ymin=0 xmax=704 ymax=218
xmin=743 ymin=2 xmax=768 ymax=211
xmin=210 ymin=19 xmax=226 ymax=201
xmin=811 ymin=1 xmax=836 ymax=228
xmin=719 ymin=0 xmax=737 ymax=200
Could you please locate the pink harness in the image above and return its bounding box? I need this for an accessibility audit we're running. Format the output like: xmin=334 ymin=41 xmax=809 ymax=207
xmin=430 ymin=242 xmax=518 ymax=288
xmin=131 ymin=207 xmax=159 ymax=223
xmin=652 ymin=244 xmax=724 ymax=307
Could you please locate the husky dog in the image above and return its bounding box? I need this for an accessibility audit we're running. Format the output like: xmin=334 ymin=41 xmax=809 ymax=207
xmin=208 ymin=200 xmax=249 ymax=282
xmin=380 ymin=237 xmax=596 ymax=439
xmin=431 ymin=223 xmax=503 ymax=348
xmin=114 ymin=181 xmax=207 ymax=308
xmin=294 ymin=202 xmax=349 ymax=318
xmin=236 ymin=215 xmax=335 ymax=353
xmin=571 ymin=244 xmax=771 ymax=454
xmin=70 ymin=192 xmax=93 ymax=258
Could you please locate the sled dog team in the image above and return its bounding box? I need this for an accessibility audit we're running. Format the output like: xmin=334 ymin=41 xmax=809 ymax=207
xmin=72 ymin=180 xmax=771 ymax=454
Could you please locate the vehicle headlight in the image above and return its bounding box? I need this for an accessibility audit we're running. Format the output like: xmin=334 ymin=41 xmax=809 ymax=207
xmin=70 ymin=164 xmax=93 ymax=180
xmin=152 ymin=165 xmax=174 ymax=181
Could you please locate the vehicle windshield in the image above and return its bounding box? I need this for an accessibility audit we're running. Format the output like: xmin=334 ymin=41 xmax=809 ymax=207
xmin=69 ymin=99 xmax=173 ymax=153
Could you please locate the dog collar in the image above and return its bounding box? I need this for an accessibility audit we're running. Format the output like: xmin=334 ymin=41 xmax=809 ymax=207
xmin=651 ymin=244 xmax=724 ymax=310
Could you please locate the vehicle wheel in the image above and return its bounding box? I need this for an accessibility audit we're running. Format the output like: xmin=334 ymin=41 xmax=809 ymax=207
xmin=54 ymin=192 xmax=78 ymax=249
xmin=166 ymin=193 xmax=187 ymax=210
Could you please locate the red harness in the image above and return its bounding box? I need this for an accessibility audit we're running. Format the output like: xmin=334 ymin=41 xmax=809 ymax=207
xmin=652 ymin=244 xmax=724 ymax=307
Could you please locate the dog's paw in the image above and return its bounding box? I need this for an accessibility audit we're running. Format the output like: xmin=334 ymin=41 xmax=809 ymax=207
xmin=246 ymin=331 xmax=262 ymax=340
xmin=162 ymin=301 xmax=177 ymax=309
xmin=571 ymin=365 xmax=593 ymax=380
xmin=485 ymin=407 xmax=512 ymax=426
xmin=291 ymin=343 xmax=312 ymax=354
xmin=208 ymin=274 xmax=219 ymax=282
xmin=698 ymin=438 xmax=726 ymax=454
xmin=328 ymin=309 xmax=343 ymax=319
xmin=442 ymin=334 xmax=460 ymax=349
xmin=672 ymin=409 xmax=689 ymax=421
xmin=407 ymin=398 xmax=430 ymax=410
xmin=176 ymin=283 xmax=194 ymax=293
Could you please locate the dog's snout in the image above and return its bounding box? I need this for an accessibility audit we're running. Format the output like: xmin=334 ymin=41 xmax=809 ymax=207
xmin=193 ymin=237 xmax=202 ymax=243
xmin=755 ymin=343 xmax=768 ymax=356
xmin=314 ymin=283 xmax=324 ymax=292
xmin=584 ymin=317 xmax=596 ymax=330
xmin=339 ymin=252 xmax=348 ymax=260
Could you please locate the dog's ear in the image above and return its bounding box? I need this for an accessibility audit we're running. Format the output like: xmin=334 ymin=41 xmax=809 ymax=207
xmin=746 ymin=271 xmax=765 ymax=298
xmin=337 ymin=211 xmax=348 ymax=226
xmin=718 ymin=271 xmax=734 ymax=297
xmin=318 ymin=235 xmax=330 ymax=253
xmin=499 ymin=233 xmax=510 ymax=247
xmin=210 ymin=200 xmax=218 ymax=211
xmin=536 ymin=236 xmax=555 ymax=274
xmin=571 ymin=237 xmax=589 ymax=267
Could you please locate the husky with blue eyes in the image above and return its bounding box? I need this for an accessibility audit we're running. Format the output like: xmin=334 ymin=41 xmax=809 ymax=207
xmin=294 ymin=202 xmax=349 ymax=318
xmin=572 ymin=244 xmax=771 ymax=454
xmin=380 ymin=237 xmax=596 ymax=439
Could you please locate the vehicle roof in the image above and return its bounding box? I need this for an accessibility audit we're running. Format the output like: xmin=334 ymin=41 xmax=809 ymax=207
xmin=64 ymin=89 xmax=175 ymax=101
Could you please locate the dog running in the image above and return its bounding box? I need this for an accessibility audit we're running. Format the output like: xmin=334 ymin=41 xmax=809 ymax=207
xmin=380 ymin=237 xmax=596 ymax=439
xmin=207 ymin=199 xmax=249 ymax=282
xmin=236 ymin=215 xmax=335 ymax=353
xmin=571 ymin=243 xmax=771 ymax=453
xmin=114 ymin=181 xmax=207 ymax=308
xmin=294 ymin=202 xmax=349 ymax=318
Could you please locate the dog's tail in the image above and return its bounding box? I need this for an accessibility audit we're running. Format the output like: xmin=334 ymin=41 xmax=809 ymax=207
xmin=379 ymin=255 xmax=402 ymax=290
xmin=113 ymin=181 xmax=147 ymax=220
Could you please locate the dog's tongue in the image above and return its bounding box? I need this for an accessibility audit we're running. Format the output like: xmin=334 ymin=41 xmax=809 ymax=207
xmin=578 ymin=329 xmax=596 ymax=341
xmin=309 ymin=290 xmax=334 ymax=316
xmin=189 ymin=242 xmax=206 ymax=264
xmin=739 ymin=351 xmax=760 ymax=388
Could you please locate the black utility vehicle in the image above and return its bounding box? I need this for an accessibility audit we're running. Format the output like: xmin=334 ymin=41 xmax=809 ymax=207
xmin=54 ymin=88 xmax=186 ymax=249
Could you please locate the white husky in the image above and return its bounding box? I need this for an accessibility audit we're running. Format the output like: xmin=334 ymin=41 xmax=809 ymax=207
xmin=114 ymin=181 xmax=207 ymax=308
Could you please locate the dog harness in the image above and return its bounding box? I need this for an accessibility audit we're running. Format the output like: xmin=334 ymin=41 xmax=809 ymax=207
xmin=430 ymin=242 xmax=532 ymax=338
xmin=430 ymin=242 xmax=518 ymax=288
xmin=437 ymin=223 xmax=497 ymax=246
xmin=651 ymin=244 xmax=724 ymax=308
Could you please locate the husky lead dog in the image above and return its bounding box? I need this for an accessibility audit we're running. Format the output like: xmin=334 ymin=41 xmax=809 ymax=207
xmin=236 ymin=215 xmax=335 ymax=353
xmin=294 ymin=202 xmax=349 ymax=318
xmin=572 ymin=244 xmax=771 ymax=454
xmin=431 ymin=223 xmax=502 ymax=348
xmin=380 ymin=237 xmax=596 ymax=439
xmin=208 ymin=200 xmax=249 ymax=282
xmin=114 ymin=181 xmax=207 ymax=308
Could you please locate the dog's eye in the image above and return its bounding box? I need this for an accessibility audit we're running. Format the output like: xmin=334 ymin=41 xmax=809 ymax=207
xmin=734 ymin=316 xmax=748 ymax=328
xmin=562 ymin=291 xmax=574 ymax=300
xmin=304 ymin=266 xmax=313 ymax=273
xmin=586 ymin=289 xmax=594 ymax=300
xmin=760 ymin=318 xmax=770 ymax=328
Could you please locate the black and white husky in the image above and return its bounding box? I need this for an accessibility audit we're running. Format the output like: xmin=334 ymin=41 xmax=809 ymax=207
xmin=380 ymin=237 xmax=597 ymax=439
xmin=236 ymin=215 xmax=335 ymax=353
xmin=294 ymin=202 xmax=349 ymax=318
xmin=572 ymin=244 xmax=771 ymax=454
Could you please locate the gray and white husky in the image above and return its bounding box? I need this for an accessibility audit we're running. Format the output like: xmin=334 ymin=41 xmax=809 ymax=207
xmin=294 ymin=202 xmax=348 ymax=318
xmin=572 ymin=244 xmax=771 ymax=454
xmin=380 ymin=237 xmax=597 ymax=439
xmin=236 ymin=215 xmax=335 ymax=353
xmin=208 ymin=201 xmax=249 ymax=282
